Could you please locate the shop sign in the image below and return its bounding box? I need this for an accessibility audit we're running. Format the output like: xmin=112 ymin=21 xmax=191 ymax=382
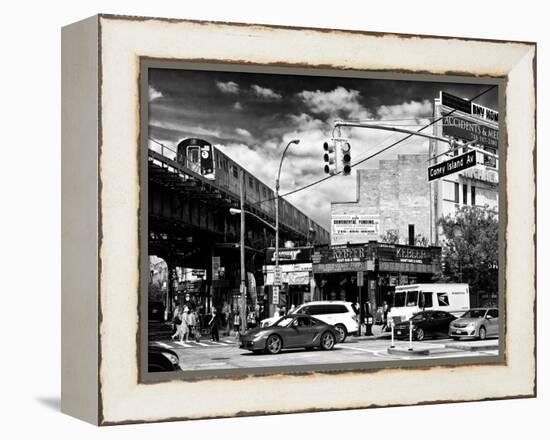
xmin=442 ymin=115 xmax=498 ymax=148
xmin=441 ymin=92 xmax=499 ymax=123
xmin=266 ymin=247 xmax=312 ymax=265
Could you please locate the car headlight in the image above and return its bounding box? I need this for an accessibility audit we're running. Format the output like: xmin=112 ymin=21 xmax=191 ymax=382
xmin=253 ymin=331 xmax=269 ymax=340
xmin=161 ymin=352 xmax=179 ymax=365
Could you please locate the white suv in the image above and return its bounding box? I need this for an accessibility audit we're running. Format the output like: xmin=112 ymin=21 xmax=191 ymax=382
xmin=261 ymin=301 xmax=359 ymax=343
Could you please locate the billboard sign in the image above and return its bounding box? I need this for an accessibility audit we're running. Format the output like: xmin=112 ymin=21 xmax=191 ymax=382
xmin=331 ymin=214 xmax=380 ymax=245
xmin=442 ymin=115 xmax=498 ymax=148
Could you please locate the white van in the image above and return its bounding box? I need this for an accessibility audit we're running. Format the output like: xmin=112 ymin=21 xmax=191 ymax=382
xmin=387 ymin=283 xmax=470 ymax=326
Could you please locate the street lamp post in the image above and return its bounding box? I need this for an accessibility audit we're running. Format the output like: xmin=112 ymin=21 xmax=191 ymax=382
xmin=239 ymin=169 xmax=246 ymax=334
xmin=275 ymin=139 xmax=300 ymax=314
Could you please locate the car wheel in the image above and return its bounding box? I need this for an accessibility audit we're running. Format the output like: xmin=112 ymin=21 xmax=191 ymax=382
xmin=320 ymin=332 xmax=335 ymax=350
xmin=265 ymin=335 xmax=282 ymax=354
xmin=334 ymin=324 xmax=347 ymax=343
xmin=479 ymin=326 xmax=487 ymax=340
xmin=415 ymin=328 xmax=425 ymax=341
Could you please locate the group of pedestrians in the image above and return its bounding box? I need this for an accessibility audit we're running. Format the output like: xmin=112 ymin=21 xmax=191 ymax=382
xmin=171 ymin=305 xmax=200 ymax=343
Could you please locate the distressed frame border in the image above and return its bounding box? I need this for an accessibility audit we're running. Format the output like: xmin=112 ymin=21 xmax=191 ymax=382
xmin=96 ymin=14 xmax=536 ymax=425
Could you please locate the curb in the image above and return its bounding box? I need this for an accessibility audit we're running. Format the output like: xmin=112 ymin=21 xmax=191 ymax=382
xmin=387 ymin=346 xmax=430 ymax=356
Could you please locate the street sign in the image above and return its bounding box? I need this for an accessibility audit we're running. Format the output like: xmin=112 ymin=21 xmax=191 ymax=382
xmin=273 ymin=266 xmax=282 ymax=286
xmin=428 ymin=150 xmax=476 ymax=181
xmin=273 ymin=286 xmax=280 ymax=305
xmin=357 ymin=271 xmax=364 ymax=286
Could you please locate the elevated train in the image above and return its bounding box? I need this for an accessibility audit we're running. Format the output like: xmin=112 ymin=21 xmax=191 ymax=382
xmin=176 ymin=138 xmax=329 ymax=245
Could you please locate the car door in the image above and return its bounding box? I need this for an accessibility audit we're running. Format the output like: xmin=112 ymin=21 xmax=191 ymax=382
xmin=432 ymin=311 xmax=452 ymax=337
xmin=286 ymin=317 xmax=315 ymax=348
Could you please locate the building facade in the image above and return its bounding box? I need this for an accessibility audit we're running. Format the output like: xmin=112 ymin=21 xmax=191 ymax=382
xmin=331 ymin=154 xmax=431 ymax=246
xmin=429 ymin=92 xmax=499 ymax=245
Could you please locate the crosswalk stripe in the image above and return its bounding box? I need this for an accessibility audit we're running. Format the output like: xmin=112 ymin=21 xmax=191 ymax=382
xmin=195 ymin=342 xmax=209 ymax=346
xmin=173 ymin=341 xmax=193 ymax=348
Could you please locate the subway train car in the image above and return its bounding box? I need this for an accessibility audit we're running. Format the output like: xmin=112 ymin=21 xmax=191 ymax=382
xmin=176 ymin=138 xmax=329 ymax=244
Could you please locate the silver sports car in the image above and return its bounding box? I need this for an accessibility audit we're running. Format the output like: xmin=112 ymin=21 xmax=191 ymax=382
xmin=239 ymin=314 xmax=338 ymax=354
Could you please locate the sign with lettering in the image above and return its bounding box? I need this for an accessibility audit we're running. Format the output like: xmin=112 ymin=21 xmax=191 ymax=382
xmin=442 ymin=115 xmax=498 ymax=148
xmin=272 ymin=286 xmax=279 ymax=305
xmin=266 ymin=247 xmax=312 ymax=265
xmin=428 ymin=150 xmax=476 ymax=181
xmin=331 ymin=214 xmax=380 ymax=245
xmin=441 ymin=92 xmax=499 ymax=123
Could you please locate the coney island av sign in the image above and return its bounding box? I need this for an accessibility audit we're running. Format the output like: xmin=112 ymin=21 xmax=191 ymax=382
xmin=428 ymin=150 xmax=476 ymax=181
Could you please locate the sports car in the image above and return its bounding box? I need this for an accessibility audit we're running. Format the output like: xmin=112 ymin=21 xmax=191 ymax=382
xmin=239 ymin=314 xmax=338 ymax=354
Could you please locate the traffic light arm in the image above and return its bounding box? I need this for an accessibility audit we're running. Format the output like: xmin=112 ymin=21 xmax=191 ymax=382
xmin=333 ymin=119 xmax=452 ymax=145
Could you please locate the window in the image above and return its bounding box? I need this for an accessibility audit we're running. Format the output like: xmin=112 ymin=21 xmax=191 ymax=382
xmin=471 ymin=185 xmax=476 ymax=205
xmin=463 ymin=183 xmax=468 ymax=205
xmin=248 ymin=176 xmax=254 ymax=188
xmin=437 ymin=292 xmax=450 ymax=306
xmin=232 ymin=166 xmax=238 ymax=178
xmin=406 ymin=291 xmax=419 ymax=306
xmin=484 ymin=147 xmax=497 ymax=168
xmin=421 ymin=292 xmax=433 ymax=308
xmin=454 ymin=182 xmax=460 ymax=203
xmin=487 ymin=309 xmax=499 ymax=318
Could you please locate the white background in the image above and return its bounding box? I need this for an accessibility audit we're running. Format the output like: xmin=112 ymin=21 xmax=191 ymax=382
xmin=0 ymin=0 xmax=546 ymax=437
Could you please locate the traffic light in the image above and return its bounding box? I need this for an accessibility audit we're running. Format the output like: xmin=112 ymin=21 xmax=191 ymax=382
xmin=323 ymin=140 xmax=337 ymax=175
xmin=341 ymin=141 xmax=352 ymax=175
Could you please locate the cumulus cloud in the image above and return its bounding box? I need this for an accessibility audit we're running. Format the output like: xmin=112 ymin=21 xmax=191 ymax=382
xmin=251 ymin=85 xmax=282 ymax=100
xmin=233 ymin=102 xmax=243 ymax=110
xmin=297 ymin=87 xmax=371 ymax=120
xmin=235 ymin=128 xmax=252 ymax=137
xmin=377 ymin=99 xmax=432 ymax=121
xmin=149 ymin=85 xmax=163 ymax=100
xmin=216 ymin=81 xmax=240 ymax=94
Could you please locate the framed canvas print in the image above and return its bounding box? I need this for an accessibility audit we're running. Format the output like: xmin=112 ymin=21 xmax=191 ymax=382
xmin=61 ymin=14 xmax=536 ymax=425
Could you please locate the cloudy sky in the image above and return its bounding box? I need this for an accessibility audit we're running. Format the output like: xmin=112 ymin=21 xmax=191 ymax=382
xmin=148 ymin=68 xmax=498 ymax=230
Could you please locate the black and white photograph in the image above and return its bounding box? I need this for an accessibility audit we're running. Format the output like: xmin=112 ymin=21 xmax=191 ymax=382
xmin=144 ymin=65 xmax=502 ymax=375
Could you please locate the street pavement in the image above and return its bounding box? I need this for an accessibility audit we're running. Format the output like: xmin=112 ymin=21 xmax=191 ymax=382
xmin=151 ymin=332 xmax=499 ymax=371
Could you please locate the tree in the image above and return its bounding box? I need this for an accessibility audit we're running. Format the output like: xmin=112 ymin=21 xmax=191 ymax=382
xmin=380 ymin=229 xmax=399 ymax=244
xmin=438 ymin=205 xmax=498 ymax=304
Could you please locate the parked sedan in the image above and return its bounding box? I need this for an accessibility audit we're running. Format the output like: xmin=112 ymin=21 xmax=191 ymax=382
xmin=393 ymin=310 xmax=456 ymax=341
xmin=240 ymin=314 xmax=338 ymax=354
xmin=449 ymin=308 xmax=499 ymax=340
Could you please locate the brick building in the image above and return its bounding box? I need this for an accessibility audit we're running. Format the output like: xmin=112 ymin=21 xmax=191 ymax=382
xmin=331 ymin=154 xmax=431 ymax=246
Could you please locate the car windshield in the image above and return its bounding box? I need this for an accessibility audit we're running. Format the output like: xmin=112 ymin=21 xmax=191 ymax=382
xmin=461 ymin=309 xmax=486 ymax=319
xmin=273 ymin=317 xmax=293 ymax=327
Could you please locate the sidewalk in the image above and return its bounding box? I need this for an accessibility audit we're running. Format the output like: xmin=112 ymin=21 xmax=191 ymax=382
xmin=353 ymin=324 xmax=391 ymax=341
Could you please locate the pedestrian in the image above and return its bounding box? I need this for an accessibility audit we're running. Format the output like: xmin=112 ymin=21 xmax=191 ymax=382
xmin=187 ymin=308 xmax=199 ymax=342
xmin=180 ymin=307 xmax=190 ymax=342
xmin=247 ymin=308 xmax=256 ymax=329
xmin=233 ymin=311 xmax=242 ymax=333
xmin=273 ymin=306 xmax=281 ymax=318
xmin=382 ymin=301 xmax=390 ymax=331
xmin=209 ymin=308 xmax=220 ymax=342
xmin=171 ymin=304 xmax=182 ymax=334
